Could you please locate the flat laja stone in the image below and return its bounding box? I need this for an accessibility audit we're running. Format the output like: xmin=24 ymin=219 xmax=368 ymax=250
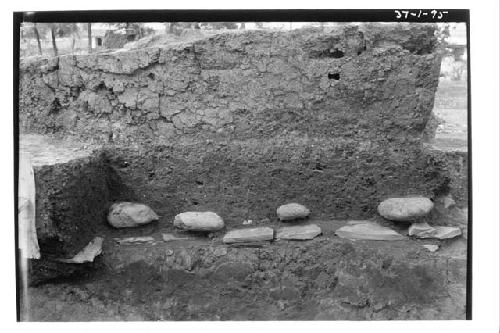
xmin=162 ymin=233 xmax=192 ymax=241
xmin=174 ymin=212 xmax=224 ymax=232
xmin=335 ymin=220 xmax=406 ymax=241
xmin=58 ymin=237 xmax=103 ymax=263
xmin=222 ymin=227 xmax=274 ymax=244
xmin=277 ymin=203 xmax=310 ymax=221
xmin=114 ymin=236 xmax=155 ymax=245
xmin=276 ymin=224 xmax=322 ymax=240
xmin=108 ymin=202 xmax=159 ymax=228
xmin=377 ymin=197 xmax=434 ymax=221
xmin=409 ymin=223 xmax=462 ymax=239
xmin=408 ymin=222 xmax=435 ymax=236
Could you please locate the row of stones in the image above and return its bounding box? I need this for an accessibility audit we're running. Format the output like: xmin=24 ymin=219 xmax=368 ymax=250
xmin=107 ymin=197 xmax=462 ymax=244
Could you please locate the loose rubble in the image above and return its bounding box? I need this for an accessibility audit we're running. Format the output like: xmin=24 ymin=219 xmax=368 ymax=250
xmin=377 ymin=197 xmax=434 ymax=221
xmin=276 ymin=224 xmax=322 ymax=240
xmin=107 ymin=202 xmax=159 ymax=228
xmin=277 ymin=203 xmax=310 ymax=221
xmin=173 ymin=212 xmax=224 ymax=232
xmin=335 ymin=220 xmax=406 ymax=241
xmin=222 ymin=227 xmax=274 ymax=244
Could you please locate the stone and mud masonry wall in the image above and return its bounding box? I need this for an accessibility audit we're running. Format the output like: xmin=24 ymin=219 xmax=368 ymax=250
xmin=19 ymin=23 xmax=468 ymax=320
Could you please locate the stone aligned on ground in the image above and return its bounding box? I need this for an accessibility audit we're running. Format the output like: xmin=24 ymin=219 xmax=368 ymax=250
xmin=162 ymin=234 xmax=192 ymax=241
xmin=174 ymin=212 xmax=224 ymax=232
xmin=335 ymin=220 xmax=406 ymax=241
xmin=409 ymin=222 xmax=462 ymax=239
xmin=277 ymin=203 xmax=310 ymax=221
xmin=58 ymin=237 xmax=103 ymax=264
xmin=107 ymin=202 xmax=159 ymax=228
xmin=422 ymin=244 xmax=439 ymax=252
xmin=114 ymin=237 xmax=155 ymax=245
xmin=222 ymin=227 xmax=274 ymax=244
xmin=377 ymin=197 xmax=434 ymax=221
xmin=276 ymin=224 xmax=322 ymax=240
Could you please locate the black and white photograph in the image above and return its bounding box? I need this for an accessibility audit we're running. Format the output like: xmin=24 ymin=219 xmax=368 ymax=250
xmin=10 ymin=7 xmax=483 ymax=324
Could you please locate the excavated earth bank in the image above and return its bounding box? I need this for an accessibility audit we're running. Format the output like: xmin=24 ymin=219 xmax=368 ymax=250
xmin=18 ymin=23 xmax=468 ymax=320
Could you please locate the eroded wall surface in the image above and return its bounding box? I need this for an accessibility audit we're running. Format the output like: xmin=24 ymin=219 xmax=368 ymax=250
xmin=20 ymin=24 xmax=440 ymax=144
xmin=19 ymin=23 xmax=457 ymax=246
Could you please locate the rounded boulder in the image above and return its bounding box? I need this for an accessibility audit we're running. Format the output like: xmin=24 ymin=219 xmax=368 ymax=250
xmin=277 ymin=203 xmax=310 ymax=221
xmin=377 ymin=197 xmax=434 ymax=222
xmin=108 ymin=202 xmax=159 ymax=228
xmin=173 ymin=212 xmax=224 ymax=232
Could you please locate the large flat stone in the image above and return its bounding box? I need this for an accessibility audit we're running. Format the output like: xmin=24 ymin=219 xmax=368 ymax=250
xmin=222 ymin=227 xmax=274 ymax=244
xmin=335 ymin=220 xmax=406 ymax=241
xmin=276 ymin=224 xmax=322 ymax=240
xmin=378 ymin=197 xmax=434 ymax=221
xmin=409 ymin=223 xmax=462 ymax=239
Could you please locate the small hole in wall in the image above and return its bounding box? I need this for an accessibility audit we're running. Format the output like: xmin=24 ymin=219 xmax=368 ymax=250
xmin=328 ymin=73 xmax=340 ymax=80
xmin=147 ymin=73 xmax=155 ymax=80
xmin=330 ymin=48 xmax=344 ymax=58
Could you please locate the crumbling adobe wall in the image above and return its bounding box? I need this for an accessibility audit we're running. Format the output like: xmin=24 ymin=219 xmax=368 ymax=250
xmin=20 ymin=23 xmax=450 ymax=225
xmin=19 ymin=23 xmax=440 ymax=144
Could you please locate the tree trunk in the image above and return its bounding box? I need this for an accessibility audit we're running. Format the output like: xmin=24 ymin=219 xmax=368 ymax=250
xmin=87 ymin=23 xmax=92 ymax=54
xmin=50 ymin=26 xmax=58 ymax=56
xmin=169 ymin=23 xmax=176 ymax=34
xmin=33 ymin=23 xmax=42 ymax=55
xmin=240 ymin=22 xmax=245 ymax=30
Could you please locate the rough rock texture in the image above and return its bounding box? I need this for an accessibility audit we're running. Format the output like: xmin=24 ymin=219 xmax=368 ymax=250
xmin=409 ymin=223 xmax=462 ymax=239
xmin=174 ymin=212 xmax=224 ymax=232
xmin=223 ymin=227 xmax=274 ymax=244
xmin=277 ymin=203 xmax=311 ymax=221
xmin=22 ymin=235 xmax=466 ymax=321
xmin=335 ymin=220 xmax=406 ymax=241
xmin=20 ymin=24 xmax=440 ymax=145
xmin=107 ymin=202 xmax=159 ymax=228
xmin=276 ymin=224 xmax=322 ymax=240
xmin=409 ymin=222 xmax=435 ymax=236
xmin=377 ymin=197 xmax=434 ymax=222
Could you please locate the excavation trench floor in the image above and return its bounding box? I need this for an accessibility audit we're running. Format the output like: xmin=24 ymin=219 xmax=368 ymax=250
xmin=21 ymin=218 xmax=467 ymax=321
xmin=18 ymin=134 xmax=467 ymax=321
